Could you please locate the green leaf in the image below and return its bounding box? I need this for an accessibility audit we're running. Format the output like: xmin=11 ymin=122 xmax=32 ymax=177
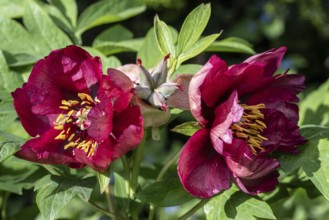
xmin=171 ymin=121 xmax=201 ymax=136
xmin=177 ymin=3 xmax=211 ymax=54
xmin=76 ymin=0 xmax=146 ymax=35
xmin=49 ymin=0 xmax=78 ymax=27
xmin=0 ymin=50 xmax=23 ymax=97
xmin=206 ymin=37 xmax=256 ymax=54
xmin=114 ymin=172 xmax=129 ymax=210
xmin=0 ymin=130 xmax=25 ymax=163
xmin=154 ymin=15 xmax=176 ymax=56
xmin=299 ymin=79 xmax=329 ymax=126
xmin=0 ymin=157 xmax=45 ymax=194
xmin=97 ymin=171 xmax=110 ymax=194
xmin=0 ymin=0 xmax=24 ymax=18
xmin=23 ymin=1 xmax=72 ymax=55
xmin=279 ymin=125 xmax=329 ymax=200
xmin=137 ymin=28 xmax=164 ymax=69
xmin=36 ymin=174 xmax=96 ymax=220
xmin=0 ymin=17 xmax=37 ymax=55
xmin=204 ymin=185 xmax=276 ymax=220
xmin=93 ymin=24 xmax=133 ymax=44
xmin=94 ymin=39 xmax=144 ymax=56
xmin=177 ymin=33 xmax=221 ymax=67
xmin=107 ymin=56 xmax=122 ymax=68
xmin=172 ymin=64 xmax=202 ymax=78
xmin=136 ymin=177 xmax=194 ymax=207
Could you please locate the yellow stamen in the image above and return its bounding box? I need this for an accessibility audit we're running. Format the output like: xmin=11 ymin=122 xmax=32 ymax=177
xmin=231 ymin=103 xmax=268 ymax=155
xmin=55 ymin=130 xmax=66 ymax=140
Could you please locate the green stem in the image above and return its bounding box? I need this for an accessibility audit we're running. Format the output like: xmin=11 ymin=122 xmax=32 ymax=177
xmin=130 ymin=129 xmax=148 ymax=192
xmin=121 ymin=156 xmax=131 ymax=199
xmin=177 ymin=199 xmax=209 ymax=220
xmin=105 ymin=184 xmax=116 ymax=219
xmin=1 ymin=192 xmax=9 ymax=220
xmin=85 ymin=200 xmax=118 ymax=218
xmin=148 ymin=205 xmax=155 ymax=220
xmin=156 ymin=148 xmax=182 ymax=181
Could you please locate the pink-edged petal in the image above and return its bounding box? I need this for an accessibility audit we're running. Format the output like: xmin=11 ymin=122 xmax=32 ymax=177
xmin=244 ymin=47 xmax=287 ymax=76
xmin=261 ymin=109 xmax=306 ymax=154
xmin=12 ymin=86 xmax=51 ymax=137
xmin=226 ymin=156 xmax=279 ymax=195
xmin=103 ymin=70 xmax=134 ymax=112
xmin=112 ymin=105 xmax=144 ymax=159
xmin=73 ymin=139 xmax=115 ymax=172
xmin=246 ymin=74 xmax=305 ymax=123
xmin=168 ymin=74 xmax=192 ymax=110
xmin=178 ymin=129 xmax=231 ymax=198
xmin=87 ymin=93 xmax=113 ymax=142
xmin=117 ymin=64 xmax=141 ymax=83
xmin=15 ymin=129 xmax=82 ymax=168
xmin=189 ymin=55 xmax=227 ymax=126
xmin=210 ymin=91 xmax=243 ymax=154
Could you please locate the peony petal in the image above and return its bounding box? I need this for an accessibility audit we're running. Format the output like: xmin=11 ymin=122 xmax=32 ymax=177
xmin=74 ymin=139 xmax=115 ymax=172
xmin=12 ymin=85 xmax=52 ymax=137
xmin=244 ymin=47 xmax=287 ymax=77
xmin=168 ymin=74 xmax=192 ymax=110
xmin=210 ymin=91 xmax=244 ymax=154
xmin=15 ymin=129 xmax=82 ymax=168
xmin=112 ymin=105 xmax=144 ymax=159
xmin=246 ymin=74 xmax=305 ymax=123
xmin=103 ymin=70 xmax=134 ymax=112
xmin=178 ymin=129 xmax=231 ymax=198
xmin=87 ymin=93 xmax=113 ymax=142
xmin=224 ymin=140 xmax=280 ymax=195
xmin=189 ymin=55 xmax=228 ymax=125
xmin=261 ymin=109 xmax=306 ymax=154
xmin=117 ymin=64 xmax=141 ymax=83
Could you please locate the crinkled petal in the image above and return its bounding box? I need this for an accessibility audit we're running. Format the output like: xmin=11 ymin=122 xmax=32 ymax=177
xmin=210 ymin=91 xmax=243 ymax=154
xmin=244 ymin=47 xmax=287 ymax=76
xmin=112 ymin=105 xmax=144 ymax=159
xmin=168 ymin=74 xmax=192 ymax=110
xmin=12 ymin=85 xmax=51 ymax=137
xmin=103 ymin=70 xmax=134 ymax=112
xmin=246 ymin=74 xmax=305 ymax=123
xmin=117 ymin=64 xmax=141 ymax=83
xmin=226 ymin=156 xmax=279 ymax=195
xmin=261 ymin=109 xmax=306 ymax=154
xmin=73 ymin=139 xmax=115 ymax=172
xmin=87 ymin=93 xmax=113 ymax=142
xmin=189 ymin=55 xmax=227 ymax=125
xmin=15 ymin=129 xmax=82 ymax=168
xmin=178 ymin=129 xmax=231 ymax=198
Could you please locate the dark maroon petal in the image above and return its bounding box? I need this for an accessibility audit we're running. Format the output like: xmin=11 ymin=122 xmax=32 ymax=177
xmin=210 ymin=91 xmax=243 ymax=154
xmin=244 ymin=47 xmax=287 ymax=77
xmin=15 ymin=129 xmax=81 ymax=167
xmin=168 ymin=74 xmax=193 ymax=110
xmin=12 ymin=86 xmax=51 ymax=137
xmin=103 ymin=70 xmax=134 ymax=112
xmin=261 ymin=109 xmax=306 ymax=154
xmin=199 ymin=57 xmax=271 ymax=108
xmin=73 ymin=139 xmax=115 ymax=172
xmin=112 ymin=105 xmax=144 ymax=159
xmin=189 ymin=55 xmax=227 ymax=125
xmin=87 ymin=93 xmax=113 ymax=142
xmin=227 ymin=154 xmax=279 ymax=195
xmin=178 ymin=129 xmax=231 ymax=198
xmin=246 ymin=74 xmax=305 ymax=123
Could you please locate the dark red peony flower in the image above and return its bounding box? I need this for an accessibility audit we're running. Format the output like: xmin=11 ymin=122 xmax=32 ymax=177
xmin=178 ymin=47 xmax=306 ymax=198
xmin=12 ymin=45 xmax=143 ymax=172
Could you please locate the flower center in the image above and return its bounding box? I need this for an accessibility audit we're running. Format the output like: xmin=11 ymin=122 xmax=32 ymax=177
xmin=231 ymin=103 xmax=268 ymax=155
xmin=53 ymin=93 xmax=99 ymax=157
